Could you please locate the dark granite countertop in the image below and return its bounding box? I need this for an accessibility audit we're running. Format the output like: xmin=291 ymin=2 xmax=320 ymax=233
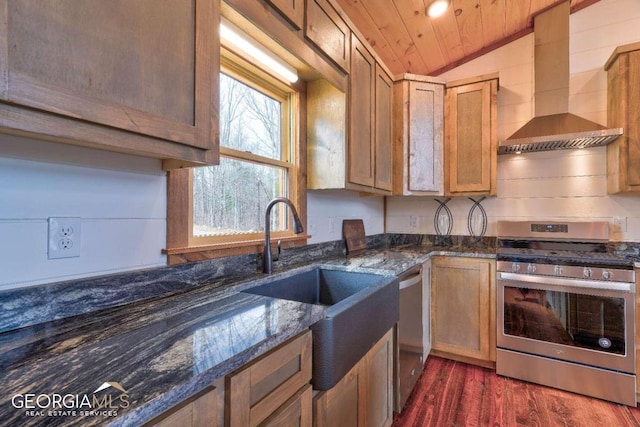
xmin=5 ymin=233 xmax=639 ymax=426
xmin=0 ymin=245 xmax=492 ymax=427
xmin=0 ymin=275 xmax=325 ymax=427
xmin=324 ymin=246 xmax=496 ymax=276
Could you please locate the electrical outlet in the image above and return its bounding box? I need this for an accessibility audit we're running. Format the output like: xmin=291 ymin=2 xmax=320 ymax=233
xmin=613 ymin=216 xmax=627 ymax=232
xmin=410 ymin=216 xmax=419 ymax=228
xmin=48 ymin=217 xmax=81 ymax=259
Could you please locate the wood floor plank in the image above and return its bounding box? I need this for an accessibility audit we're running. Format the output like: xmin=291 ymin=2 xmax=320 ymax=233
xmin=394 ymin=356 xmax=640 ymax=427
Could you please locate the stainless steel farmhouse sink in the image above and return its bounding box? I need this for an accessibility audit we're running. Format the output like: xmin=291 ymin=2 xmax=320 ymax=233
xmin=242 ymin=267 xmax=399 ymax=390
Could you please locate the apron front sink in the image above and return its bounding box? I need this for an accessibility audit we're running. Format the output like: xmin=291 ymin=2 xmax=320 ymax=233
xmin=242 ymin=267 xmax=399 ymax=390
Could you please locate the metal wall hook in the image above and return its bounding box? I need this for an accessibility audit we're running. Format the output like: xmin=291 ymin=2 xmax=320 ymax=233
xmin=467 ymin=197 xmax=487 ymax=241
xmin=433 ymin=198 xmax=453 ymax=236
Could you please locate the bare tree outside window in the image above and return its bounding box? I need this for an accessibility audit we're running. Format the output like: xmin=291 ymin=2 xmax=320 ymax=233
xmin=193 ymin=73 xmax=289 ymax=237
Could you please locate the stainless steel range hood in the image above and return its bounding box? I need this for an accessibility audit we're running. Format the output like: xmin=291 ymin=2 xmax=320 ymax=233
xmin=498 ymin=1 xmax=622 ymax=155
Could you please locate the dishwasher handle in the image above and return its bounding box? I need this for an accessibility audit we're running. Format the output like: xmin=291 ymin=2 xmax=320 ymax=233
xmin=399 ymin=268 xmax=422 ymax=290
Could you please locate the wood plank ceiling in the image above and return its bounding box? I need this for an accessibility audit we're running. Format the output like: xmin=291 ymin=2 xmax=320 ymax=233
xmin=333 ymin=0 xmax=600 ymax=76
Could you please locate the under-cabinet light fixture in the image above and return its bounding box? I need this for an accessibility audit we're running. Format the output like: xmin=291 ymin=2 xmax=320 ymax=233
xmin=220 ymin=20 xmax=298 ymax=83
xmin=426 ymin=0 xmax=450 ymax=18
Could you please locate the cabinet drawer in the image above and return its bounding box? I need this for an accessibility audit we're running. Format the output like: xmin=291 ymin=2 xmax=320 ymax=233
xmin=261 ymin=384 xmax=312 ymax=427
xmin=227 ymin=330 xmax=312 ymax=427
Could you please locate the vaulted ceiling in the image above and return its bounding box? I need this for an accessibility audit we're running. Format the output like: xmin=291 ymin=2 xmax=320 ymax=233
xmin=333 ymin=0 xmax=600 ymax=76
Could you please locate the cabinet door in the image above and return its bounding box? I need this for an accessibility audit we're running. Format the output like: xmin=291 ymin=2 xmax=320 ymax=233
xmin=362 ymin=328 xmax=394 ymax=427
xmin=445 ymin=79 xmax=497 ymax=195
xmin=314 ymin=367 xmax=361 ymax=427
xmin=305 ymin=0 xmax=350 ymax=71
xmin=374 ymin=65 xmax=393 ymax=192
xmin=348 ymin=34 xmax=375 ymax=188
xmin=422 ymin=260 xmax=432 ymax=360
xmin=314 ymin=328 xmax=393 ymax=427
xmin=431 ymin=257 xmax=495 ymax=364
xmin=408 ymin=81 xmax=444 ymax=193
xmin=0 ymin=0 xmax=217 ymax=153
xmin=392 ymin=78 xmax=445 ymax=196
xmin=266 ymin=0 xmax=305 ymax=29
xmin=606 ymin=46 xmax=640 ymax=193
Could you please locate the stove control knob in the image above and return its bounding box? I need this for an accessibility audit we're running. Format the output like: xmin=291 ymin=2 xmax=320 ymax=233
xmin=583 ymin=268 xmax=592 ymax=278
xmin=602 ymin=270 xmax=613 ymax=280
xmin=554 ymin=266 xmax=563 ymax=276
xmin=512 ymin=263 xmax=521 ymax=273
xmin=527 ymin=264 xmax=536 ymax=274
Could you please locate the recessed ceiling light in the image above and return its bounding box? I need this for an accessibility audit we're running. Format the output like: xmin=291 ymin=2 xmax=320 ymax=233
xmin=426 ymin=0 xmax=450 ymax=18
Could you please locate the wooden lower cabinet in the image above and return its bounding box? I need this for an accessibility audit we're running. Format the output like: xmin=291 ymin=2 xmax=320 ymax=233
xmin=144 ymin=379 xmax=224 ymax=427
xmin=431 ymin=257 xmax=496 ymax=368
xmin=636 ymin=268 xmax=640 ymax=401
xmin=145 ymin=331 xmax=312 ymax=427
xmin=313 ymin=328 xmax=394 ymax=427
xmin=227 ymin=330 xmax=313 ymax=426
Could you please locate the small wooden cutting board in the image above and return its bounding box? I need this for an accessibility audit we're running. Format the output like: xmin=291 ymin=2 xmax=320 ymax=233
xmin=343 ymin=219 xmax=366 ymax=255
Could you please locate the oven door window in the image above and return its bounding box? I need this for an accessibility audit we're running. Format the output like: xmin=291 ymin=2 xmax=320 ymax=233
xmin=503 ymin=286 xmax=626 ymax=355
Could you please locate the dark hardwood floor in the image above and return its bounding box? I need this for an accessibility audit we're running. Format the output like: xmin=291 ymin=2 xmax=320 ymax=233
xmin=393 ymin=356 xmax=640 ymax=427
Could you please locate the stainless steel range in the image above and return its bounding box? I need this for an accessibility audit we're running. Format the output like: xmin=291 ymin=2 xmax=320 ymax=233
xmin=496 ymin=221 xmax=636 ymax=406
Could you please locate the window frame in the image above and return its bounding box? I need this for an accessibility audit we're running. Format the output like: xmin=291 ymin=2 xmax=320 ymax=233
xmin=165 ymin=48 xmax=307 ymax=265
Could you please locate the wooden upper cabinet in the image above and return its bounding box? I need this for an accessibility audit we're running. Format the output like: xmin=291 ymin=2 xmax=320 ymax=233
xmin=393 ymin=74 xmax=445 ymax=196
xmin=306 ymin=38 xmax=392 ymax=195
xmin=374 ymin=64 xmax=393 ymax=192
xmin=0 ymin=0 xmax=219 ymax=168
xmin=266 ymin=0 xmax=305 ymax=30
xmin=605 ymin=42 xmax=640 ymax=194
xmin=305 ymin=0 xmax=350 ymax=72
xmin=348 ymin=34 xmax=376 ymax=189
xmin=444 ymin=74 xmax=498 ymax=196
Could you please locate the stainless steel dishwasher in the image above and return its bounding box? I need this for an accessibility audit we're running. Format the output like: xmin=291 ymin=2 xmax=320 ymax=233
xmin=396 ymin=261 xmax=430 ymax=412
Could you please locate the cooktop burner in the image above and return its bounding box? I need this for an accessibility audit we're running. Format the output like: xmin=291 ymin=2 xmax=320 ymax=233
xmin=497 ymin=247 xmax=633 ymax=269
xmin=496 ymin=220 xmax=634 ymax=269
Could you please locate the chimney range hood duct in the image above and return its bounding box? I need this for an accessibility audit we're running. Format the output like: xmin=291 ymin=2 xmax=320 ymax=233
xmin=498 ymin=1 xmax=622 ymax=155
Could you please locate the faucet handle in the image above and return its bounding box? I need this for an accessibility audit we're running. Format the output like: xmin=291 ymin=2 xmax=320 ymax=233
xmin=272 ymin=240 xmax=281 ymax=262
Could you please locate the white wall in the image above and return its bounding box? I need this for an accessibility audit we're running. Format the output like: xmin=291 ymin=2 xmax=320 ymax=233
xmin=307 ymin=190 xmax=385 ymax=244
xmin=5 ymin=0 xmax=634 ymax=289
xmin=0 ymin=133 xmax=385 ymax=289
xmin=387 ymin=0 xmax=640 ymax=242
xmin=0 ymin=134 xmax=167 ymax=290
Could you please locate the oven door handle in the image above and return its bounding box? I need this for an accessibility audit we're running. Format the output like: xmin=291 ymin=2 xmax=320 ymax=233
xmin=498 ymin=272 xmax=635 ymax=293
